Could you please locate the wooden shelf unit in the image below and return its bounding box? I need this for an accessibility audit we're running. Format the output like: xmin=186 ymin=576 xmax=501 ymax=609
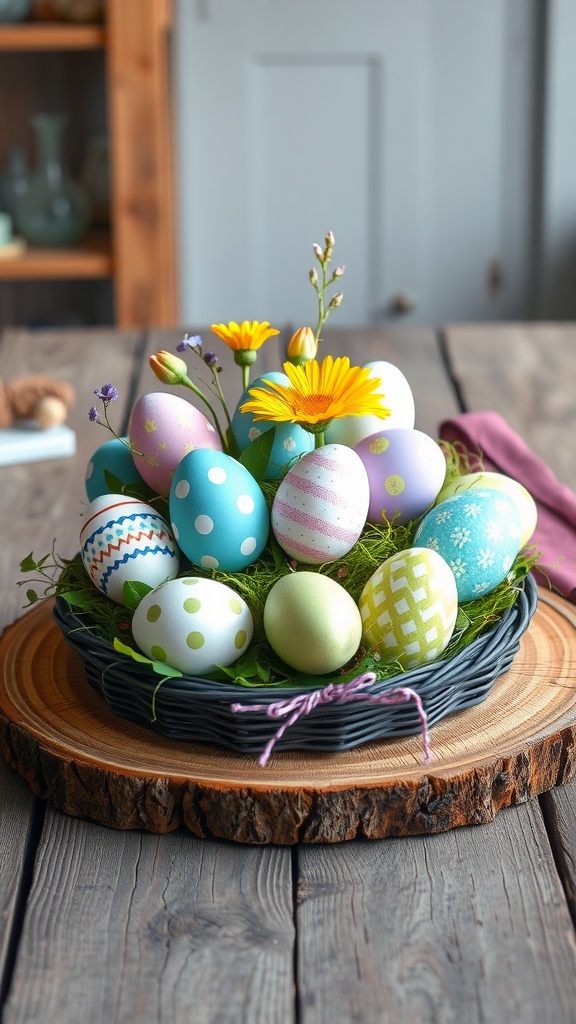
xmin=0 ymin=23 xmax=105 ymax=49
xmin=0 ymin=233 xmax=112 ymax=278
xmin=0 ymin=0 xmax=176 ymax=327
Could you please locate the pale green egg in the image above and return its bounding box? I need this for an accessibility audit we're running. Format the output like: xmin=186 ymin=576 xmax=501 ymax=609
xmin=264 ymin=572 xmax=362 ymax=675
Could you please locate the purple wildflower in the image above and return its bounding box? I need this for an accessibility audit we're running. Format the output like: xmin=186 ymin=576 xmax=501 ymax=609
xmin=88 ymin=406 xmax=99 ymax=422
xmin=177 ymin=333 xmax=202 ymax=353
xmin=204 ymin=351 xmax=219 ymax=367
xmin=94 ymin=383 xmax=119 ymax=403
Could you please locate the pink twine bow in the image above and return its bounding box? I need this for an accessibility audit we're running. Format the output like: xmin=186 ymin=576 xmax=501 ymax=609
xmin=231 ymin=672 xmax=431 ymax=767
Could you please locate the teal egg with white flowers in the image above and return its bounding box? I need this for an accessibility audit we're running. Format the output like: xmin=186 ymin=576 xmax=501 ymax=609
xmin=413 ymin=488 xmax=522 ymax=602
xmin=232 ymin=371 xmax=314 ymax=480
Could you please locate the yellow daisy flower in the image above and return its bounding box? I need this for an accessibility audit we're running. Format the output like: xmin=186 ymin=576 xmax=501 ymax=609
xmin=211 ymin=320 xmax=280 ymax=389
xmin=211 ymin=320 xmax=280 ymax=352
xmin=241 ymin=355 xmax=390 ymax=442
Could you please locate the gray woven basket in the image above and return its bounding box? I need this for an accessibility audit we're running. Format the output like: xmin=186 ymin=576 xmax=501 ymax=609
xmin=53 ymin=572 xmax=538 ymax=754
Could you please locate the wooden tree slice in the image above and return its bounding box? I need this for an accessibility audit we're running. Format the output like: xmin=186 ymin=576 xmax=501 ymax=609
xmin=1 ymin=591 xmax=576 ymax=844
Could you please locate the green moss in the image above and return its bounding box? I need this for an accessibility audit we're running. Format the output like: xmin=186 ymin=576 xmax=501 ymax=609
xmin=26 ymin=443 xmax=540 ymax=689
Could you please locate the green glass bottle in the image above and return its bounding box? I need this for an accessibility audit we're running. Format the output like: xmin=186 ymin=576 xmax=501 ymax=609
xmin=15 ymin=113 xmax=90 ymax=247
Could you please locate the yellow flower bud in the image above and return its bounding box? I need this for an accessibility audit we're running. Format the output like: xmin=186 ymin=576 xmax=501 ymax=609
xmin=286 ymin=326 xmax=318 ymax=366
xmin=149 ymin=350 xmax=189 ymax=385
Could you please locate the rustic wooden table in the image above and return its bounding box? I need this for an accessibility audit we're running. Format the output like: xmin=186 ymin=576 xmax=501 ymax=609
xmin=0 ymin=323 xmax=575 ymax=1023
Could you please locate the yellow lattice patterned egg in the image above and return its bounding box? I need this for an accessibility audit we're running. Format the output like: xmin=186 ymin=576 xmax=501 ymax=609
xmin=359 ymin=546 xmax=458 ymax=669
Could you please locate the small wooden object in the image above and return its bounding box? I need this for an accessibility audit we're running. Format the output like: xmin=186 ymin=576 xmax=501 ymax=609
xmin=1 ymin=588 xmax=576 ymax=845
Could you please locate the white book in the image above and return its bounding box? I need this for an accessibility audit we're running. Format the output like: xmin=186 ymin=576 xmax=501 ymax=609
xmin=0 ymin=421 xmax=77 ymax=467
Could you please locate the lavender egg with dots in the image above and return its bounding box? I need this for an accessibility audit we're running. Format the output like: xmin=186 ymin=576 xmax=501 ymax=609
xmin=129 ymin=392 xmax=222 ymax=496
xmin=132 ymin=576 xmax=253 ymax=675
xmin=413 ymin=488 xmax=522 ymax=602
xmin=354 ymin=427 xmax=447 ymax=524
xmin=169 ymin=448 xmax=269 ymax=571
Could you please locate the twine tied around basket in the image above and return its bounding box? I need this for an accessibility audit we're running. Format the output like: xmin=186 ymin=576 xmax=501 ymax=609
xmin=231 ymin=672 xmax=431 ymax=767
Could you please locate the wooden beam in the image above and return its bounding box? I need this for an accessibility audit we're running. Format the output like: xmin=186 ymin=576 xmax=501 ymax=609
xmin=105 ymin=0 xmax=177 ymax=327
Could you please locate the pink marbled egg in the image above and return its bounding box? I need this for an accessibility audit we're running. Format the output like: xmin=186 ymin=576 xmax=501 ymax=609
xmin=271 ymin=443 xmax=369 ymax=565
xmin=128 ymin=392 xmax=222 ymax=495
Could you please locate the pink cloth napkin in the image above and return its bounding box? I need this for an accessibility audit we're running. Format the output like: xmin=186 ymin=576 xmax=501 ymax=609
xmin=439 ymin=411 xmax=576 ymax=603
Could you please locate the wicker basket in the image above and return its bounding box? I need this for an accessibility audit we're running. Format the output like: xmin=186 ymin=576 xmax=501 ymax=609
xmin=53 ymin=572 xmax=538 ymax=754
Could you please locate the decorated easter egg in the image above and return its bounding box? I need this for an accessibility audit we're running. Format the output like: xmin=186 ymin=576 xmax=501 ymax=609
xmin=128 ymin=392 xmax=222 ymax=495
xmin=271 ymin=443 xmax=370 ymax=565
xmin=85 ymin=436 xmax=152 ymax=502
xmin=169 ymin=448 xmax=269 ymax=571
xmin=355 ymin=427 xmax=447 ymax=524
xmin=359 ymin=547 xmax=458 ymax=669
xmin=132 ymin=576 xmax=253 ymax=675
xmin=80 ymin=494 xmax=179 ymax=604
xmin=325 ymin=360 xmax=415 ymax=447
xmin=436 ymin=471 xmax=537 ymax=549
xmin=413 ymin=489 xmax=522 ymax=601
xmin=232 ymin=371 xmax=314 ymax=480
xmin=263 ymin=571 xmax=362 ymax=674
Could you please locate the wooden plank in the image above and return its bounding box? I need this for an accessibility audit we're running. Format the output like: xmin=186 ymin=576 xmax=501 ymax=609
xmin=0 ymin=328 xmax=141 ymax=633
xmin=446 ymin=322 xmax=576 ymax=936
xmin=297 ymin=802 xmax=576 ymax=1023
xmin=0 ymin=328 xmax=138 ymax=1012
xmin=443 ymin=323 xmax=576 ymax=489
xmin=2 ymin=808 xmax=295 ymax=1024
xmin=540 ymin=785 xmax=576 ymax=923
xmin=443 ymin=320 xmax=576 ymax=1010
xmin=0 ymin=761 xmax=38 ymax=1007
xmin=105 ymin=0 xmax=177 ymax=327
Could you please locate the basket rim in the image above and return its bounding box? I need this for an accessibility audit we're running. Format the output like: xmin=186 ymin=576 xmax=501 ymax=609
xmin=54 ymin=571 xmax=538 ymax=701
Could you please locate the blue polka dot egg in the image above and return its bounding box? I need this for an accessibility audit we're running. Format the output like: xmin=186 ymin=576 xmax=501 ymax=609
xmin=169 ymin=449 xmax=269 ymax=572
xmin=413 ymin=488 xmax=522 ymax=602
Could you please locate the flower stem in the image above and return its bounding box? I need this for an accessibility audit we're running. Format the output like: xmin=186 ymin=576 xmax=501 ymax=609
xmin=242 ymin=364 xmax=250 ymax=392
xmin=101 ymin=408 xmax=144 ymax=456
xmin=211 ymin=369 xmax=233 ymax=430
xmin=314 ymin=430 xmax=325 ymax=449
xmin=182 ymin=375 xmax=227 ymax=450
xmin=314 ymin=260 xmax=327 ymax=344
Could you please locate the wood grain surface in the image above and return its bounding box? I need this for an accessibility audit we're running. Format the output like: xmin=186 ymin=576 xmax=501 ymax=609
xmin=1 ymin=587 xmax=575 ymax=844
xmin=445 ymin=322 xmax=576 ymax=1021
xmin=297 ymin=803 xmax=576 ymax=1024
xmin=443 ymin=322 xmax=576 ymax=490
xmin=0 ymin=328 xmax=143 ymax=1008
xmin=2 ymin=324 xmax=576 ymax=1024
xmin=2 ymin=811 xmax=295 ymax=1024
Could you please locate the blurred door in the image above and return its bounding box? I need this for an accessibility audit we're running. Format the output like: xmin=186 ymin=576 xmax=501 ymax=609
xmin=175 ymin=0 xmax=539 ymax=327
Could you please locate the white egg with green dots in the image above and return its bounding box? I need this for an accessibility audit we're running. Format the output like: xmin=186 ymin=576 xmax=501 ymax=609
xmin=131 ymin=576 xmax=253 ymax=675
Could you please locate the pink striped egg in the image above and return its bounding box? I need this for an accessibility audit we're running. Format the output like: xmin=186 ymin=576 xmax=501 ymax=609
xmin=271 ymin=444 xmax=370 ymax=565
